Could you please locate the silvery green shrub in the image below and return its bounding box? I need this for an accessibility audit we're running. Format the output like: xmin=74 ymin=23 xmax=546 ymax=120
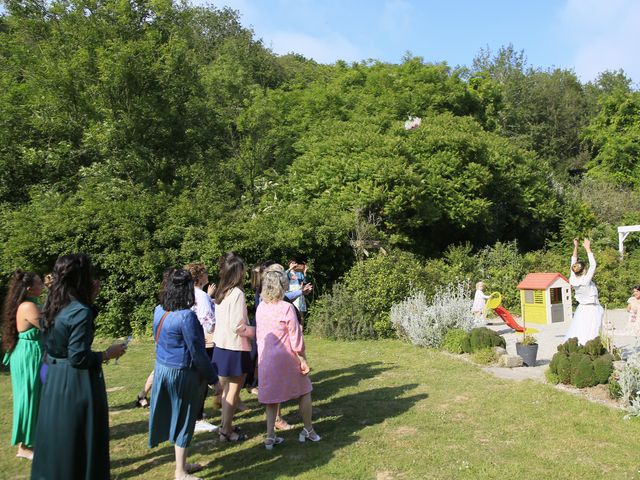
xmin=390 ymin=282 xmax=476 ymax=348
xmin=620 ymin=351 xmax=640 ymax=419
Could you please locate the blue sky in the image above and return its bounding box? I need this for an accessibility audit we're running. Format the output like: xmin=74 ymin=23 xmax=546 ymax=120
xmin=210 ymin=0 xmax=640 ymax=85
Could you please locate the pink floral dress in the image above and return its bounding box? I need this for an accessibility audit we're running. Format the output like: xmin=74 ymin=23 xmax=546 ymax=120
xmin=256 ymin=300 xmax=312 ymax=404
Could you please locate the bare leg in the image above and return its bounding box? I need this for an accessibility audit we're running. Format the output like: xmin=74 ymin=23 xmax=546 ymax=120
xmin=298 ymin=392 xmax=313 ymax=430
xmin=138 ymin=370 xmax=154 ymax=400
xmin=175 ymin=445 xmax=187 ymax=478
xmin=266 ymin=403 xmax=278 ymax=437
xmin=218 ymin=376 xmax=229 ymax=428
xmin=220 ymin=374 xmax=246 ymax=437
xmin=16 ymin=443 xmax=33 ymax=460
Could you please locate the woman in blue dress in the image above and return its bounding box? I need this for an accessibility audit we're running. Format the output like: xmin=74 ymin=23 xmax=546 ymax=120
xmin=148 ymin=268 xmax=220 ymax=480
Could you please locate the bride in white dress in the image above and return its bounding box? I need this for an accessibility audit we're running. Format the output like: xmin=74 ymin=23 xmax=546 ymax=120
xmin=565 ymin=238 xmax=603 ymax=345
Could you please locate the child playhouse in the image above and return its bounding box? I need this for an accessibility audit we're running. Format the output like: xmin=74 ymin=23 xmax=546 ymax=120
xmin=516 ymin=273 xmax=572 ymax=325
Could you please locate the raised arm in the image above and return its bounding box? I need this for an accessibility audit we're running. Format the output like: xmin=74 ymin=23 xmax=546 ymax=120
xmin=582 ymin=239 xmax=597 ymax=284
xmin=571 ymin=238 xmax=579 ymax=266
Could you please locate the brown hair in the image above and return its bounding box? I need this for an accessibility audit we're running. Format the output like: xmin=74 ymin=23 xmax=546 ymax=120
xmin=2 ymin=270 xmax=40 ymax=353
xmin=214 ymin=253 xmax=246 ymax=304
xmin=185 ymin=262 xmax=206 ymax=285
xmin=571 ymin=261 xmax=586 ymax=276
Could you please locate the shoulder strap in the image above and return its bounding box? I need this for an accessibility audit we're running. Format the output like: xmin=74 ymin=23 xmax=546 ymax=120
xmin=155 ymin=311 xmax=171 ymax=343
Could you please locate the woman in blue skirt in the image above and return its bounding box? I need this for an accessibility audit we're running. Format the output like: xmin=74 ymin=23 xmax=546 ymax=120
xmin=148 ymin=268 xmax=220 ymax=480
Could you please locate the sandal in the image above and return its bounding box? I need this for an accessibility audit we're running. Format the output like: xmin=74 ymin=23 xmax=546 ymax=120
xmin=298 ymin=427 xmax=321 ymax=443
xmin=219 ymin=430 xmax=248 ymax=442
xmin=135 ymin=395 xmax=149 ymax=408
xmin=275 ymin=416 xmax=293 ymax=431
xmin=264 ymin=434 xmax=284 ymax=450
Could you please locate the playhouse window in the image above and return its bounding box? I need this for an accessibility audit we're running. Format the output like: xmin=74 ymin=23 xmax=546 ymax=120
xmin=524 ymin=290 xmax=543 ymax=304
xmin=550 ymin=287 xmax=562 ymax=304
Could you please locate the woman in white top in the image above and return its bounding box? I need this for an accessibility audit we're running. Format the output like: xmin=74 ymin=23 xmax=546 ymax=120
xmin=212 ymin=253 xmax=254 ymax=442
xmin=565 ymin=238 xmax=603 ymax=345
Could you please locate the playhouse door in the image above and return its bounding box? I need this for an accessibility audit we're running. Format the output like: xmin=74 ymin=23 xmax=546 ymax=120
xmin=550 ymin=304 xmax=564 ymax=323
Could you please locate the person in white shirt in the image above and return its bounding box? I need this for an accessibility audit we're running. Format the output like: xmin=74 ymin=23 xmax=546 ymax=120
xmin=185 ymin=263 xmax=217 ymax=434
xmin=471 ymin=282 xmax=491 ymax=324
xmin=565 ymin=238 xmax=603 ymax=345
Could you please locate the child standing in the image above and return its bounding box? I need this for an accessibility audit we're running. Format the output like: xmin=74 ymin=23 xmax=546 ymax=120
xmin=627 ymin=285 xmax=640 ymax=336
xmin=472 ymin=282 xmax=491 ymax=324
xmin=286 ymin=259 xmax=308 ymax=325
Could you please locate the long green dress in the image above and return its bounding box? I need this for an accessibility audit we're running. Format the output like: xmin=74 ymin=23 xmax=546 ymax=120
xmin=31 ymin=300 xmax=110 ymax=480
xmin=2 ymin=311 xmax=42 ymax=448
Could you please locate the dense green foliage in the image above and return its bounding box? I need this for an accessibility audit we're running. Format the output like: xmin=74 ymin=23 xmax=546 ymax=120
xmin=548 ymin=337 xmax=614 ymax=389
xmin=0 ymin=1 xmax=638 ymax=336
xmin=461 ymin=327 xmax=506 ymax=353
xmin=441 ymin=328 xmax=468 ymax=354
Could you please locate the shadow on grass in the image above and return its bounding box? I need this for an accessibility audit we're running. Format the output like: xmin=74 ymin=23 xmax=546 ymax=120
xmin=201 ymin=383 xmax=427 ymax=479
xmin=112 ymin=362 xmax=426 ymax=479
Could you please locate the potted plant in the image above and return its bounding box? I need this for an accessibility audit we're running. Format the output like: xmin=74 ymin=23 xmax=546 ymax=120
xmin=516 ymin=334 xmax=539 ymax=367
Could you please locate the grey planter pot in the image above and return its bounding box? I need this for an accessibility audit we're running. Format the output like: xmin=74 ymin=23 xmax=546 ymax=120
xmin=516 ymin=342 xmax=539 ymax=367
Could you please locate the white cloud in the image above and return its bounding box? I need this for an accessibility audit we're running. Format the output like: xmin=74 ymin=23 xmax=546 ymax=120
xmin=559 ymin=0 xmax=640 ymax=84
xmin=266 ymin=31 xmax=362 ymax=64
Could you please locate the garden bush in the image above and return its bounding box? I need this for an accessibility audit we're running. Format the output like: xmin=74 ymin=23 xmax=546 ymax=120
xmin=307 ymin=250 xmax=432 ymax=339
xmin=548 ymin=337 xmax=613 ymax=388
xmin=390 ymin=282 xmax=476 ymax=348
xmin=468 ymin=327 xmax=506 ymax=352
xmin=442 ymin=328 xmax=469 ymax=354
xmin=471 ymin=347 xmax=498 ymax=365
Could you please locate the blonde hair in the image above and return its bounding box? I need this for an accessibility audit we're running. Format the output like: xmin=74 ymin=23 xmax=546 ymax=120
xmin=475 ymin=281 xmax=485 ymax=290
xmin=261 ymin=264 xmax=287 ymax=303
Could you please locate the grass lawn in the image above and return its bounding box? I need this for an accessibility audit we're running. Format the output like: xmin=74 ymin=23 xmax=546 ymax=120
xmin=2 ymin=337 xmax=640 ymax=479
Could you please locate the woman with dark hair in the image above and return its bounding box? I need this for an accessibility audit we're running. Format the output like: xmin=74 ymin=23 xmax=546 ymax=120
xmin=212 ymin=253 xmax=254 ymax=442
xmin=31 ymin=253 xmax=126 ymax=480
xmin=2 ymin=270 xmax=44 ymax=460
xmin=565 ymin=238 xmax=603 ymax=345
xmin=148 ymin=268 xmax=219 ymax=480
xmin=135 ymin=267 xmax=177 ymax=409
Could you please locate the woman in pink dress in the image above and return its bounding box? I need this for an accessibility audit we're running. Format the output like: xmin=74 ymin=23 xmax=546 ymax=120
xmin=255 ymin=264 xmax=320 ymax=450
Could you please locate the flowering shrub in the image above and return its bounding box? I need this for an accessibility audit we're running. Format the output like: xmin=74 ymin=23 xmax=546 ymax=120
xmin=390 ymin=283 xmax=476 ymax=348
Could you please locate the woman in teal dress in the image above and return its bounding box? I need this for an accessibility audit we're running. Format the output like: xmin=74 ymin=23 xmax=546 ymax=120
xmin=1 ymin=270 xmax=44 ymax=460
xmin=31 ymin=254 xmax=126 ymax=480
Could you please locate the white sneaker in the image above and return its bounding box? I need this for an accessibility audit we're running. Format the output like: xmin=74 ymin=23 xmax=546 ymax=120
xmin=194 ymin=420 xmax=219 ymax=433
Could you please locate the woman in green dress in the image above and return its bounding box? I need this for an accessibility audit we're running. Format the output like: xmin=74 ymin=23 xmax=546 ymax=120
xmin=1 ymin=270 xmax=44 ymax=460
xmin=31 ymin=254 xmax=126 ymax=480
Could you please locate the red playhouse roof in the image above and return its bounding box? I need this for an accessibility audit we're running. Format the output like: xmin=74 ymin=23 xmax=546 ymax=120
xmin=516 ymin=272 xmax=569 ymax=290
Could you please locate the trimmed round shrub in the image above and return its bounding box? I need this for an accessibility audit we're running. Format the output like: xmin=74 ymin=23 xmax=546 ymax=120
xmin=584 ymin=336 xmax=606 ymax=358
xmin=557 ymin=354 xmax=572 ymax=384
xmin=593 ymin=353 xmax=614 ymax=384
xmin=572 ymin=353 xmax=597 ymax=388
xmin=469 ymin=327 xmax=506 ymax=352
